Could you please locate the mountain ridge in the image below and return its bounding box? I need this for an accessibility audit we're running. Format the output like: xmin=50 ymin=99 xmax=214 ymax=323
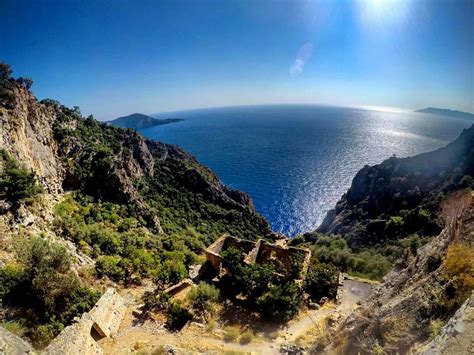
xmin=317 ymin=124 xmax=474 ymax=248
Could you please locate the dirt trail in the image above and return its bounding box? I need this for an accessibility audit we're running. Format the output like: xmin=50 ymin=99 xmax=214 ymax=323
xmin=100 ymin=279 xmax=372 ymax=354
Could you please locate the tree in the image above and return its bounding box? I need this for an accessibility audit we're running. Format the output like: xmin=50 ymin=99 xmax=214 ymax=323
xmin=0 ymin=236 xmax=99 ymax=347
xmin=304 ymin=261 xmax=339 ymax=301
xmin=257 ymin=282 xmax=302 ymax=321
xmin=16 ymin=77 xmax=33 ymax=89
xmin=0 ymin=62 xmax=12 ymax=80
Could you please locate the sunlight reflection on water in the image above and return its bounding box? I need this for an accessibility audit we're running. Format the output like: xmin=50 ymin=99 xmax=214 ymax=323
xmin=144 ymin=105 xmax=472 ymax=236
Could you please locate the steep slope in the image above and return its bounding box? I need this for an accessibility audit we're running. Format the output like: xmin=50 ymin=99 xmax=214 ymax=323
xmin=0 ymin=76 xmax=270 ymax=241
xmin=107 ymin=112 xmax=183 ymax=130
xmin=318 ymin=126 xmax=474 ymax=247
xmin=321 ymin=190 xmax=474 ymax=354
xmin=0 ymin=64 xmax=272 ymax=348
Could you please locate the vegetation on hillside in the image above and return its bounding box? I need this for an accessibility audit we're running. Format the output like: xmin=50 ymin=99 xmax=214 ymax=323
xmin=290 ymin=232 xmax=431 ymax=280
xmin=0 ymin=149 xmax=43 ymax=205
xmin=318 ymin=126 xmax=474 ymax=248
xmin=54 ymin=193 xmax=203 ymax=285
xmin=0 ymin=237 xmax=98 ymax=348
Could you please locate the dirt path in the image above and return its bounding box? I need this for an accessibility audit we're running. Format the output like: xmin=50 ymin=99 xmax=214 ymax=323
xmin=100 ymin=279 xmax=372 ymax=354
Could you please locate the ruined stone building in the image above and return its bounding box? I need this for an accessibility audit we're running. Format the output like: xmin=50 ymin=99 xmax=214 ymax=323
xmin=203 ymin=235 xmax=311 ymax=282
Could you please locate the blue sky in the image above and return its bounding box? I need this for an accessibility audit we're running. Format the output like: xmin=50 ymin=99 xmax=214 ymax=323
xmin=1 ymin=0 xmax=472 ymax=119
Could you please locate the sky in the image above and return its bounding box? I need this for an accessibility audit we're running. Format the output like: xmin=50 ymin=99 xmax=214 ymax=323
xmin=1 ymin=0 xmax=473 ymax=120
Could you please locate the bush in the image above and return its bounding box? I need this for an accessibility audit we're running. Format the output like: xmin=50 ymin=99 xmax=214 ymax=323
xmin=0 ymin=264 xmax=24 ymax=300
xmin=187 ymin=282 xmax=219 ymax=316
xmin=304 ymin=262 xmax=339 ymax=301
xmin=166 ymin=301 xmax=192 ymax=330
xmin=2 ymin=237 xmax=99 ymax=347
xmin=0 ymin=149 xmax=42 ymax=203
xmin=257 ymin=282 xmax=302 ymax=322
xmin=443 ymin=243 xmax=474 ymax=300
xmin=95 ymin=255 xmax=124 ymax=281
xmin=429 ymin=319 xmax=444 ymax=338
xmin=239 ymin=329 xmax=254 ymax=344
xmin=223 ymin=326 xmax=239 ymax=342
xmin=206 ymin=318 xmax=217 ymax=332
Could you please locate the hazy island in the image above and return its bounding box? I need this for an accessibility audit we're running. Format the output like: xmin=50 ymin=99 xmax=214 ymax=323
xmin=107 ymin=112 xmax=184 ymax=130
xmin=416 ymin=107 xmax=474 ymax=121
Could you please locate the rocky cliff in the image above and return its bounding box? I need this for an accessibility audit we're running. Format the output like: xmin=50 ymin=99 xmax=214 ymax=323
xmin=0 ymin=75 xmax=270 ymax=240
xmin=322 ymin=190 xmax=474 ymax=354
xmin=318 ymin=126 xmax=474 ymax=248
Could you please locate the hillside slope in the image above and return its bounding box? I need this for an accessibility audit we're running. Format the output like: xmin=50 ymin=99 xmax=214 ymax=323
xmin=322 ymin=190 xmax=473 ymax=354
xmin=0 ymin=65 xmax=272 ymax=347
xmin=0 ymin=77 xmax=270 ymax=240
xmin=318 ymin=126 xmax=474 ymax=247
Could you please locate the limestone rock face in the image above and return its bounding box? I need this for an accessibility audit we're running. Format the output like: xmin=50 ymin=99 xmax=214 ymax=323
xmin=0 ymin=86 xmax=64 ymax=194
xmin=417 ymin=293 xmax=474 ymax=355
xmin=325 ymin=190 xmax=474 ymax=354
xmin=0 ymin=327 xmax=35 ymax=355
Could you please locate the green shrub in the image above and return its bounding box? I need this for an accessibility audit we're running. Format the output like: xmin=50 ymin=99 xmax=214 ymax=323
xmin=187 ymin=282 xmax=219 ymax=316
xmin=0 ymin=149 xmax=42 ymax=203
xmin=429 ymin=319 xmax=444 ymax=338
xmin=166 ymin=301 xmax=192 ymax=330
xmin=239 ymin=329 xmax=254 ymax=344
xmin=257 ymin=282 xmax=301 ymax=322
xmin=206 ymin=318 xmax=217 ymax=332
xmin=304 ymin=262 xmax=339 ymax=301
xmin=0 ymin=321 xmax=25 ymax=336
xmin=223 ymin=326 xmax=239 ymax=342
xmin=95 ymin=255 xmax=124 ymax=281
xmin=0 ymin=264 xmax=24 ymax=300
xmin=2 ymin=237 xmax=99 ymax=348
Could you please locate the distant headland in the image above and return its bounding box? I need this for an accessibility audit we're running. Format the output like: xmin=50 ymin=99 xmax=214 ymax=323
xmin=107 ymin=113 xmax=184 ymax=130
xmin=416 ymin=107 xmax=474 ymax=121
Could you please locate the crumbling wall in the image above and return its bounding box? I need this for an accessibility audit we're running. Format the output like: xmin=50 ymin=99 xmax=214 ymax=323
xmin=89 ymin=288 xmax=127 ymax=339
xmin=204 ymin=235 xmax=256 ymax=271
xmin=45 ymin=314 xmax=102 ymax=355
xmin=204 ymin=235 xmax=311 ymax=281
xmin=44 ymin=288 xmax=126 ymax=355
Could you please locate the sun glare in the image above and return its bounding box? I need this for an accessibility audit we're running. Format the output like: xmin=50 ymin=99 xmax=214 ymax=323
xmin=357 ymin=0 xmax=411 ymax=28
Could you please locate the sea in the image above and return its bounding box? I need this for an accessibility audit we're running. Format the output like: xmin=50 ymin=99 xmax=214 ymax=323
xmin=140 ymin=104 xmax=472 ymax=237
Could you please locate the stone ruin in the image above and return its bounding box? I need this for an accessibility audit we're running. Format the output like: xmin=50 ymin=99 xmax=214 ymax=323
xmin=44 ymin=288 xmax=126 ymax=355
xmin=203 ymin=235 xmax=311 ymax=281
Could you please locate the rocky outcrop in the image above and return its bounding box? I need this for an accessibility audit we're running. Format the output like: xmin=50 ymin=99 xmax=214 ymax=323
xmin=45 ymin=288 xmax=126 ymax=355
xmin=324 ymin=190 xmax=474 ymax=354
xmin=318 ymin=125 xmax=474 ymax=248
xmin=88 ymin=288 xmax=127 ymax=339
xmin=416 ymin=293 xmax=474 ymax=355
xmin=0 ymin=326 xmax=35 ymax=355
xmin=0 ymin=86 xmax=64 ymax=194
xmin=0 ymin=74 xmax=271 ymax=238
xmin=44 ymin=313 xmax=102 ymax=355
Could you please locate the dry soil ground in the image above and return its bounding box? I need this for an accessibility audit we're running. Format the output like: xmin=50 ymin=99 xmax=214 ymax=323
xmin=99 ymin=278 xmax=373 ymax=354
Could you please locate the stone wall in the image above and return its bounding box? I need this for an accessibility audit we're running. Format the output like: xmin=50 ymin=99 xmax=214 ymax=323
xmin=89 ymin=288 xmax=127 ymax=339
xmin=204 ymin=235 xmax=311 ymax=281
xmin=44 ymin=288 xmax=126 ymax=355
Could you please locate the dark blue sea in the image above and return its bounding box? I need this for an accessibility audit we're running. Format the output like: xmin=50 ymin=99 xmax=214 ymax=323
xmin=141 ymin=105 xmax=472 ymax=236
